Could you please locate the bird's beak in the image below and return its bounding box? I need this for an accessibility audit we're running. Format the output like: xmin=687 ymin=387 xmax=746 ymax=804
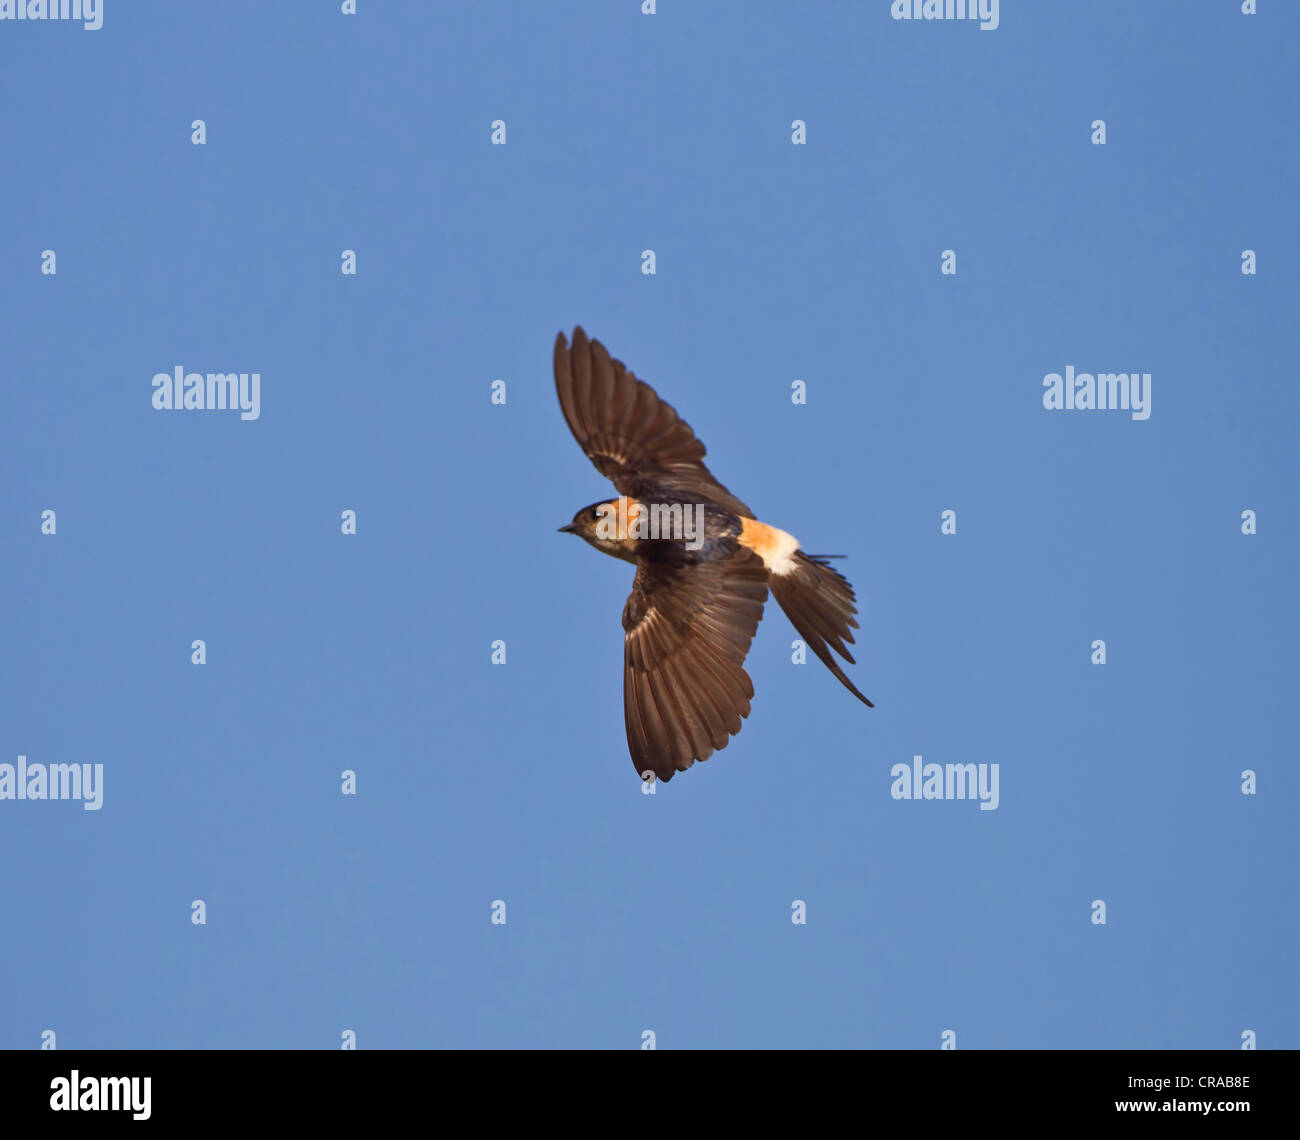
xmin=557 ymin=523 xmax=578 ymax=534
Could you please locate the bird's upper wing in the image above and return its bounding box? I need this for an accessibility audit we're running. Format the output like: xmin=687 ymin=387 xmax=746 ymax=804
xmin=622 ymin=546 xmax=769 ymax=783
xmin=554 ymin=326 xmax=753 ymax=517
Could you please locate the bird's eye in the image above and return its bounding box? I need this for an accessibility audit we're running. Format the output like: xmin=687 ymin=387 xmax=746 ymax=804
xmin=591 ymin=507 xmax=602 ymax=520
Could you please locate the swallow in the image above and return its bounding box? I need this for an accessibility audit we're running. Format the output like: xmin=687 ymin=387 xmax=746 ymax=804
xmin=555 ymin=326 xmax=872 ymax=784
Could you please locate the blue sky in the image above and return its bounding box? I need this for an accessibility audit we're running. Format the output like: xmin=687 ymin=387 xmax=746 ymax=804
xmin=1 ymin=1 xmax=1296 ymax=1049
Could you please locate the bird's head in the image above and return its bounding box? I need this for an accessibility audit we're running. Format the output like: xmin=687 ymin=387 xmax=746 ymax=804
xmin=558 ymin=498 xmax=639 ymax=562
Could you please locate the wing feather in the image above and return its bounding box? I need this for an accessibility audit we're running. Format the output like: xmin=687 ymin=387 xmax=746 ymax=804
xmin=622 ymin=548 xmax=769 ymax=783
xmin=555 ymin=327 xmax=753 ymax=517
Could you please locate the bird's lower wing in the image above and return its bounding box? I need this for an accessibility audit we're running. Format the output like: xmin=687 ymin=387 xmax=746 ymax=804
xmin=622 ymin=548 xmax=769 ymax=783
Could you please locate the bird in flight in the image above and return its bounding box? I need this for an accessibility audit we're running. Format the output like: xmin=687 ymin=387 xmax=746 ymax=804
xmin=555 ymin=327 xmax=873 ymax=784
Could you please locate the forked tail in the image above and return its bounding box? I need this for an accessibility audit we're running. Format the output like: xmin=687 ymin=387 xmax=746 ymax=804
xmin=768 ymin=552 xmax=874 ymax=707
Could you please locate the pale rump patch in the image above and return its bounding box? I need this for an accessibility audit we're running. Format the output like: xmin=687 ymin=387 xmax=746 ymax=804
xmin=738 ymin=517 xmax=800 ymax=576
